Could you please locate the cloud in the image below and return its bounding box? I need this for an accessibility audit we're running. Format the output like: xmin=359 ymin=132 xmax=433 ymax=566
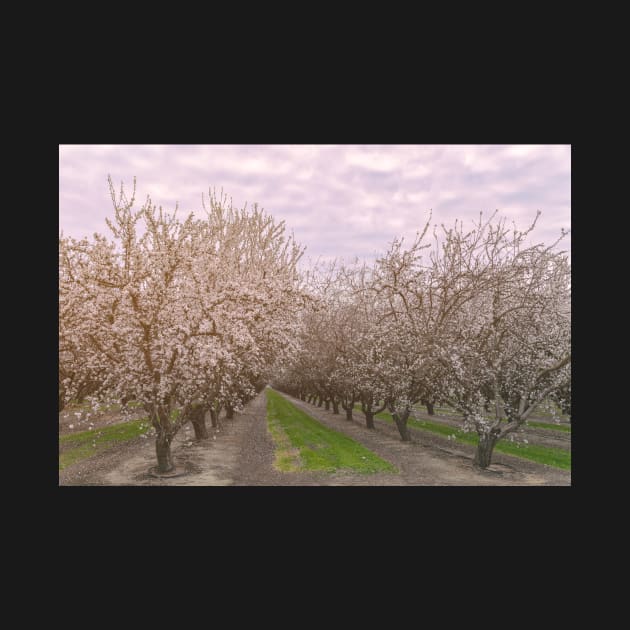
xmin=59 ymin=144 xmax=571 ymax=262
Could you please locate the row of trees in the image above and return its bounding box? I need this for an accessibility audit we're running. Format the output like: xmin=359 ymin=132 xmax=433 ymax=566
xmin=60 ymin=179 xmax=570 ymax=474
xmin=59 ymin=178 xmax=305 ymax=472
xmin=273 ymin=211 xmax=571 ymax=468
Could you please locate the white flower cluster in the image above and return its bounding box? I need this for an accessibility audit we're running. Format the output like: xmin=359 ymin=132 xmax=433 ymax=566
xmin=60 ymin=180 xmax=307 ymax=469
xmin=274 ymin=211 xmax=570 ymax=467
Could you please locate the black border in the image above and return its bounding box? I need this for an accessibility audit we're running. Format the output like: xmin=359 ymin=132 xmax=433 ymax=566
xmin=52 ymin=95 xmax=575 ymax=553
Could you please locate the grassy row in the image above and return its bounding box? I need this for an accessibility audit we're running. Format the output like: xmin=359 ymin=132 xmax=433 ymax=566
xmin=413 ymin=402 xmax=570 ymax=424
xmin=526 ymin=420 xmax=571 ymax=433
xmin=59 ymin=418 xmax=151 ymax=470
xmin=408 ymin=403 xmax=571 ymax=433
xmin=267 ymin=390 xmax=396 ymax=474
xmin=64 ymin=400 xmax=144 ymax=413
xmin=371 ymin=411 xmax=571 ymax=470
xmin=59 ymin=405 xmax=185 ymax=472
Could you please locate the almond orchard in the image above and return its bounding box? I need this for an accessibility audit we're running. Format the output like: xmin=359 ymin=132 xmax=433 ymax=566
xmin=59 ymin=179 xmax=570 ymax=478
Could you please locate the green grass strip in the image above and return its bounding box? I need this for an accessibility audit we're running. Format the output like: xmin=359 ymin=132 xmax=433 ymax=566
xmin=404 ymin=405 xmax=571 ymax=433
xmin=526 ymin=420 xmax=571 ymax=433
xmin=409 ymin=404 xmax=571 ymax=434
xmin=59 ymin=418 xmax=151 ymax=471
xmin=373 ymin=412 xmax=571 ymax=470
xmin=267 ymin=390 xmax=397 ymax=473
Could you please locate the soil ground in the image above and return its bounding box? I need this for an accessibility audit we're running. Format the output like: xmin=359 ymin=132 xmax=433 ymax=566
xmin=59 ymin=389 xmax=571 ymax=486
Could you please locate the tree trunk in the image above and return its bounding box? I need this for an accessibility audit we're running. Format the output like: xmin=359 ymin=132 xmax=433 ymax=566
xmin=324 ymin=399 xmax=330 ymax=411
xmin=191 ymin=407 xmax=209 ymax=440
xmin=345 ymin=408 xmax=353 ymax=421
xmin=332 ymin=400 xmax=339 ymax=414
xmin=317 ymin=397 xmax=323 ymax=407
xmin=365 ymin=412 xmax=375 ymax=429
xmin=422 ymin=398 xmax=435 ymax=415
xmin=226 ymin=405 xmax=234 ymax=419
xmin=192 ymin=418 xmax=208 ymax=440
xmin=209 ymin=409 xmax=219 ymax=428
xmin=474 ymin=432 xmax=498 ymax=469
xmin=155 ymin=434 xmax=174 ymax=473
xmin=392 ymin=411 xmax=412 ymax=441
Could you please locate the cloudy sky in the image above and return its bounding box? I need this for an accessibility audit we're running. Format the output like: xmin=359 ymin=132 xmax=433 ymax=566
xmin=59 ymin=144 xmax=571 ymax=265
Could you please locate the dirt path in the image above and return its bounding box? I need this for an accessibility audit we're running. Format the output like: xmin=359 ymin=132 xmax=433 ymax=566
xmin=60 ymin=391 xmax=350 ymax=486
xmin=59 ymin=389 xmax=570 ymax=486
xmin=60 ymin=394 xmax=268 ymax=486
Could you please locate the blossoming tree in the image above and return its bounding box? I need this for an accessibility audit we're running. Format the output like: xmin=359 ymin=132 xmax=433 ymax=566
xmin=59 ymin=178 xmax=304 ymax=473
xmin=427 ymin=212 xmax=571 ymax=467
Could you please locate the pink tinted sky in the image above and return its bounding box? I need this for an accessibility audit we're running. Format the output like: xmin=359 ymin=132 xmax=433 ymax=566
xmin=59 ymin=144 xmax=571 ymax=264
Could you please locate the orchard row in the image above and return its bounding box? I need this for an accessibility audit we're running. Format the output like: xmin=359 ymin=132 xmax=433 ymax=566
xmin=60 ymin=180 xmax=570 ymax=473
xmin=59 ymin=179 xmax=305 ymax=472
xmin=272 ymin=212 xmax=570 ymax=469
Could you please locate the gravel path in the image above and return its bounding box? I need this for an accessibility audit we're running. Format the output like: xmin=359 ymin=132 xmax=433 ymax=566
xmin=59 ymin=389 xmax=570 ymax=486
